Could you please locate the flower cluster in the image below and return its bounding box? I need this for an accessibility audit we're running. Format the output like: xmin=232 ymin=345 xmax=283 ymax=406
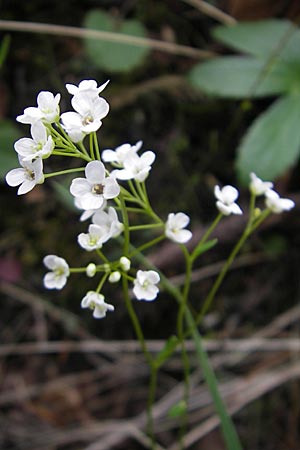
xmin=6 ymin=79 xmax=295 ymax=321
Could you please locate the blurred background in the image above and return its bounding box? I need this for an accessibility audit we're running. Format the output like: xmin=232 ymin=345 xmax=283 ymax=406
xmin=0 ymin=1 xmax=300 ymax=449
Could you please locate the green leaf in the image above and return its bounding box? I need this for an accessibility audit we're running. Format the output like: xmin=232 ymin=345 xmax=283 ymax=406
xmin=187 ymin=56 xmax=290 ymax=98
xmin=168 ymin=400 xmax=187 ymax=418
xmin=0 ymin=35 xmax=11 ymax=69
xmin=213 ymin=19 xmax=300 ymax=63
xmin=51 ymin=178 xmax=78 ymax=211
xmin=191 ymin=238 xmax=218 ymax=263
xmin=0 ymin=120 xmax=21 ymax=181
xmin=154 ymin=335 xmax=179 ymax=369
xmin=185 ymin=309 xmax=243 ymax=450
xmin=236 ymin=94 xmax=300 ymax=183
xmin=83 ymin=9 xmax=149 ymax=72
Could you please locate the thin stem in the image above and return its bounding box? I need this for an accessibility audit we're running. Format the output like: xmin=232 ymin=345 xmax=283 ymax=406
xmin=129 ymin=235 xmax=165 ymax=258
xmin=129 ymin=223 xmax=163 ymax=231
xmin=93 ymin=132 xmax=101 ymax=160
xmin=44 ymin=167 xmax=85 ymax=178
xmin=89 ymin=133 xmax=95 ymax=160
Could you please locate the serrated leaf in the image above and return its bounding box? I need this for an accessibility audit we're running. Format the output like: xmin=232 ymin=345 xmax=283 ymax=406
xmin=191 ymin=238 xmax=218 ymax=263
xmin=154 ymin=335 xmax=178 ymax=368
xmin=0 ymin=120 xmax=21 ymax=181
xmin=83 ymin=9 xmax=149 ymax=72
xmin=187 ymin=56 xmax=290 ymax=98
xmin=213 ymin=20 xmax=300 ymax=63
xmin=236 ymin=94 xmax=300 ymax=183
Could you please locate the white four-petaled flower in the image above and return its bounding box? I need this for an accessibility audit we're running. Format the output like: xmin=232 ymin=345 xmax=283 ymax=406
xmin=70 ymin=161 xmax=120 ymax=210
xmin=102 ymin=141 xmax=142 ymax=166
xmin=43 ymin=255 xmax=70 ymax=290
xmin=250 ymin=173 xmax=273 ymax=196
xmin=81 ymin=291 xmax=114 ymax=319
xmin=66 ymin=79 xmax=109 ymax=96
xmin=214 ymin=185 xmax=243 ymax=216
xmin=14 ymin=121 xmax=54 ymax=161
xmin=133 ymin=270 xmax=160 ymax=301
xmin=17 ymin=91 xmax=61 ymax=124
xmin=92 ymin=207 xmax=123 ymax=238
xmin=111 ymin=149 xmax=156 ymax=182
xmin=165 ymin=212 xmax=192 ymax=243
xmin=6 ymin=156 xmax=44 ymax=195
xmin=265 ymin=189 xmax=295 ymax=214
xmin=61 ymin=93 xmax=109 ymax=142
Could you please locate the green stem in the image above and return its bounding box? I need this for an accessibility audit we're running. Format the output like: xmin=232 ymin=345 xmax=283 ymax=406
xmin=44 ymin=167 xmax=85 ymax=178
xmin=129 ymin=235 xmax=165 ymax=258
xmin=129 ymin=223 xmax=163 ymax=231
xmin=93 ymin=132 xmax=101 ymax=160
xmin=89 ymin=133 xmax=95 ymax=160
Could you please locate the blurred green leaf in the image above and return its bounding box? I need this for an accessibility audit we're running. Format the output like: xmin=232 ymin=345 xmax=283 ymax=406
xmin=236 ymin=95 xmax=300 ymax=183
xmin=213 ymin=20 xmax=300 ymax=63
xmin=168 ymin=400 xmax=187 ymax=418
xmin=154 ymin=335 xmax=178 ymax=369
xmin=83 ymin=9 xmax=149 ymax=72
xmin=0 ymin=120 xmax=21 ymax=181
xmin=191 ymin=238 xmax=218 ymax=263
xmin=51 ymin=178 xmax=78 ymax=211
xmin=0 ymin=35 xmax=11 ymax=69
xmin=187 ymin=56 xmax=291 ymax=98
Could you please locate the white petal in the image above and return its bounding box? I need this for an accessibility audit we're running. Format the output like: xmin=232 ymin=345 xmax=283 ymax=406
xmin=85 ymin=161 xmax=105 ymax=184
xmin=17 ymin=179 xmax=35 ymax=195
xmin=70 ymin=178 xmax=91 ymax=197
xmin=103 ymin=177 xmax=120 ymax=199
xmin=101 ymin=149 xmax=118 ymax=162
xmin=6 ymin=168 xmax=25 ymax=187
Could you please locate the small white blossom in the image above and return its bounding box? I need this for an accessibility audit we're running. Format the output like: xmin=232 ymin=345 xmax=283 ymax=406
xmin=86 ymin=263 xmax=97 ymax=277
xmin=81 ymin=291 xmax=114 ymax=319
xmin=133 ymin=270 xmax=160 ymax=301
xmin=165 ymin=212 xmax=192 ymax=243
xmin=102 ymin=141 xmax=142 ymax=165
xmin=108 ymin=271 xmax=121 ymax=283
xmin=120 ymin=256 xmax=131 ymax=272
xmin=14 ymin=121 xmax=54 ymax=161
xmin=6 ymin=156 xmax=44 ymax=195
xmin=70 ymin=161 xmax=120 ymax=210
xmin=250 ymin=173 xmax=273 ymax=196
xmin=17 ymin=91 xmax=60 ymax=124
xmin=66 ymin=79 xmax=109 ymax=97
xmin=214 ymin=185 xmax=243 ymax=216
xmin=265 ymin=189 xmax=295 ymax=214
xmin=78 ymin=224 xmax=107 ymax=251
xmin=74 ymin=197 xmax=107 ymax=221
xmin=43 ymin=255 xmax=69 ymax=290
xmin=92 ymin=207 xmax=123 ymax=239
xmin=61 ymin=93 xmax=109 ymax=142
xmin=112 ymin=151 xmax=156 ymax=182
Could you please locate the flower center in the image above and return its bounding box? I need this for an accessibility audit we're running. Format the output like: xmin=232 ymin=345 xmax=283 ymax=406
xmin=92 ymin=183 xmax=104 ymax=195
xmin=83 ymin=115 xmax=94 ymax=125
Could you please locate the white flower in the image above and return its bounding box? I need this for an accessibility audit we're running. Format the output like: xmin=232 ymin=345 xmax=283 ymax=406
xmin=108 ymin=271 xmax=121 ymax=283
xmin=120 ymin=256 xmax=131 ymax=272
xmin=250 ymin=173 xmax=273 ymax=196
xmin=60 ymin=93 xmax=109 ymax=142
xmin=17 ymin=91 xmax=60 ymax=124
xmin=43 ymin=255 xmax=69 ymax=290
xmin=86 ymin=263 xmax=97 ymax=277
xmin=214 ymin=185 xmax=243 ymax=216
xmin=112 ymin=151 xmax=156 ymax=182
xmin=165 ymin=212 xmax=192 ymax=243
xmin=92 ymin=207 xmax=123 ymax=239
xmin=70 ymin=161 xmax=120 ymax=210
xmin=102 ymin=141 xmax=142 ymax=165
xmin=66 ymin=79 xmax=109 ymax=97
xmin=265 ymin=189 xmax=295 ymax=214
xmin=133 ymin=270 xmax=160 ymax=301
xmin=78 ymin=224 xmax=107 ymax=251
xmin=74 ymin=197 xmax=107 ymax=221
xmin=14 ymin=121 xmax=54 ymax=161
xmin=6 ymin=156 xmax=44 ymax=195
xmin=81 ymin=291 xmax=114 ymax=319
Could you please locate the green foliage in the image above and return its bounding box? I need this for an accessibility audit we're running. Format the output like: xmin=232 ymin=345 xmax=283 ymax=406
xmin=83 ymin=9 xmax=150 ymax=73
xmin=187 ymin=19 xmax=300 ymax=182
xmin=236 ymin=94 xmax=300 ymax=181
xmin=0 ymin=120 xmax=21 ymax=181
